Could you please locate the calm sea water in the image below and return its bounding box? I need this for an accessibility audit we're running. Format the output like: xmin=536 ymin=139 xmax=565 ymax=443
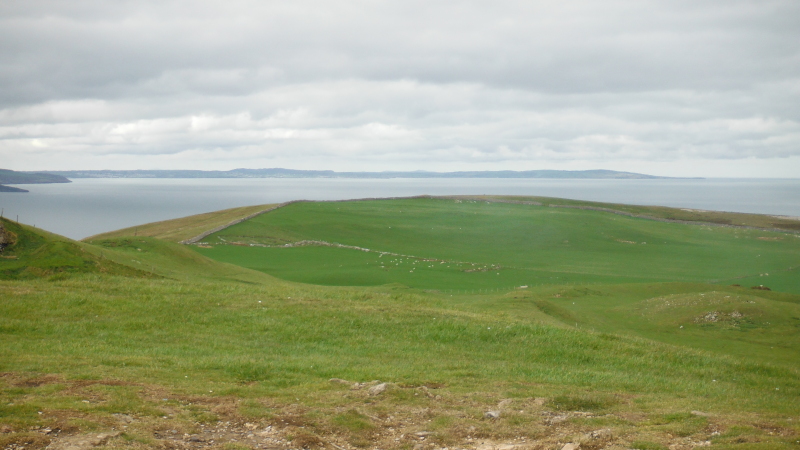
xmin=1 ymin=178 xmax=799 ymax=240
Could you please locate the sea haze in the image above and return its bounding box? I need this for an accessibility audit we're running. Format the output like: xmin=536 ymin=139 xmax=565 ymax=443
xmin=1 ymin=178 xmax=799 ymax=241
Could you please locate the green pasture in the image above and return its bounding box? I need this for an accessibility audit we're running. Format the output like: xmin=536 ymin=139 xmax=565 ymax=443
xmin=2 ymin=197 xmax=800 ymax=449
xmin=196 ymin=198 xmax=800 ymax=293
xmin=2 ymin=274 xmax=799 ymax=413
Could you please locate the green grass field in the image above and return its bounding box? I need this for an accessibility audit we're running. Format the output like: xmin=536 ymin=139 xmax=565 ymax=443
xmin=196 ymin=198 xmax=800 ymax=293
xmin=1 ymin=197 xmax=799 ymax=450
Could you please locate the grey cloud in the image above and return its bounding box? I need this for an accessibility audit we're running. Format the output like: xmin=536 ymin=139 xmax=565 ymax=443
xmin=0 ymin=0 xmax=798 ymax=174
xmin=3 ymin=0 xmax=798 ymax=100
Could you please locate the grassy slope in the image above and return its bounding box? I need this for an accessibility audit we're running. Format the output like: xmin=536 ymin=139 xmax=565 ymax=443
xmin=479 ymin=194 xmax=800 ymax=232
xmin=0 ymin=218 xmax=151 ymax=280
xmin=2 ymin=273 xmax=800 ymax=448
xmin=196 ymin=198 xmax=800 ymax=294
xmin=2 ymin=202 xmax=800 ymax=449
xmin=86 ymin=203 xmax=277 ymax=243
xmin=194 ymin=198 xmax=800 ymax=373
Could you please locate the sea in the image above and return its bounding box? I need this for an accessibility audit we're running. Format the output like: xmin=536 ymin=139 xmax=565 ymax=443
xmin=1 ymin=178 xmax=799 ymax=240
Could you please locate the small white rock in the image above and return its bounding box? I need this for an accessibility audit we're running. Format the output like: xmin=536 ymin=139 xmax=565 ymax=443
xmin=484 ymin=410 xmax=501 ymax=419
xmin=368 ymin=382 xmax=388 ymax=396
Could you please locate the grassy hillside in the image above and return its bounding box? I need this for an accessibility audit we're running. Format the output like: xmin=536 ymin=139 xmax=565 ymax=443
xmin=1 ymin=200 xmax=799 ymax=450
xmin=479 ymin=195 xmax=800 ymax=232
xmin=0 ymin=218 xmax=151 ymax=279
xmin=196 ymin=198 xmax=800 ymax=294
xmin=86 ymin=203 xmax=277 ymax=243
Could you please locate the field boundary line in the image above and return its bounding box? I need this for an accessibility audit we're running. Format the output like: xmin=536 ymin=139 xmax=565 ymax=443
xmin=180 ymin=201 xmax=300 ymax=244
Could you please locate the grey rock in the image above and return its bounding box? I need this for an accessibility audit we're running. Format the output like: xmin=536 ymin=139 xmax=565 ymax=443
xmin=368 ymin=382 xmax=388 ymax=396
xmin=46 ymin=432 xmax=121 ymax=450
xmin=484 ymin=410 xmax=501 ymax=419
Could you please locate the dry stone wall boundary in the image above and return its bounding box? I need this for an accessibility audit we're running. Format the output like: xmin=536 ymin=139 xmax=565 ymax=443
xmin=180 ymin=202 xmax=299 ymax=244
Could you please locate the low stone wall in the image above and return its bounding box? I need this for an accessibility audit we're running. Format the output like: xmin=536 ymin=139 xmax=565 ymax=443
xmin=179 ymin=202 xmax=299 ymax=244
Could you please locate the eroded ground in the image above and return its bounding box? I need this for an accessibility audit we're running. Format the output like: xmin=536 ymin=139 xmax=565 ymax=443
xmin=2 ymin=374 xmax=798 ymax=450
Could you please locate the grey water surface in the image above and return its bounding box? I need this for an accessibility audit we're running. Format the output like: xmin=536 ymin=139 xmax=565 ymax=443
xmin=1 ymin=178 xmax=798 ymax=240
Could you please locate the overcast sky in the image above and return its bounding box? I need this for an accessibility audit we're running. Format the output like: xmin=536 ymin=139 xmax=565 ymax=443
xmin=1 ymin=0 xmax=799 ymax=177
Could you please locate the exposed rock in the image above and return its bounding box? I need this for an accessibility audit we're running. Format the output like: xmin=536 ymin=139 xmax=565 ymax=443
xmin=368 ymin=382 xmax=389 ymax=396
xmin=112 ymin=413 xmax=134 ymax=423
xmin=586 ymin=428 xmax=612 ymax=440
xmin=497 ymin=399 xmax=513 ymax=410
xmin=46 ymin=432 xmax=121 ymax=450
xmin=418 ymin=386 xmax=436 ymax=398
xmin=560 ymin=443 xmax=580 ymax=450
xmin=484 ymin=410 xmax=501 ymax=419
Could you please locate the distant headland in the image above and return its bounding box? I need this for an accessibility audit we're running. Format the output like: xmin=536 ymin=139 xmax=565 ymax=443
xmin=0 ymin=168 xmax=71 ymax=193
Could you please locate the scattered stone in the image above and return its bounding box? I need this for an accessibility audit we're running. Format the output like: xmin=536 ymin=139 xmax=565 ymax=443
xmin=560 ymin=443 xmax=580 ymax=450
xmin=329 ymin=378 xmax=350 ymax=385
xmin=368 ymin=382 xmax=389 ymax=396
xmin=497 ymin=445 xmax=519 ymax=450
xmin=587 ymin=428 xmax=612 ymax=440
xmin=112 ymin=413 xmax=134 ymax=423
xmin=484 ymin=411 xmax=501 ymax=419
xmin=46 ymin=431 xmax=121 ymax=450
xmin=497 ymin=399 xmax=513 ymax=410
xmin=547 ymin=414 xmax=570 ymax=424
xmin=418 ymin=386 xmax=436 ymax=398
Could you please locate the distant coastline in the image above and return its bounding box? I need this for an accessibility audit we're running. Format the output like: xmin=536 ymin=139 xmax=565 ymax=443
xmin=0 ymin=168 xmax=70 ymax=193
xmin=0 ymin=185 xmax=28 ymax=193
xmin=42 ymin=168 xmax=689 ymax=179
